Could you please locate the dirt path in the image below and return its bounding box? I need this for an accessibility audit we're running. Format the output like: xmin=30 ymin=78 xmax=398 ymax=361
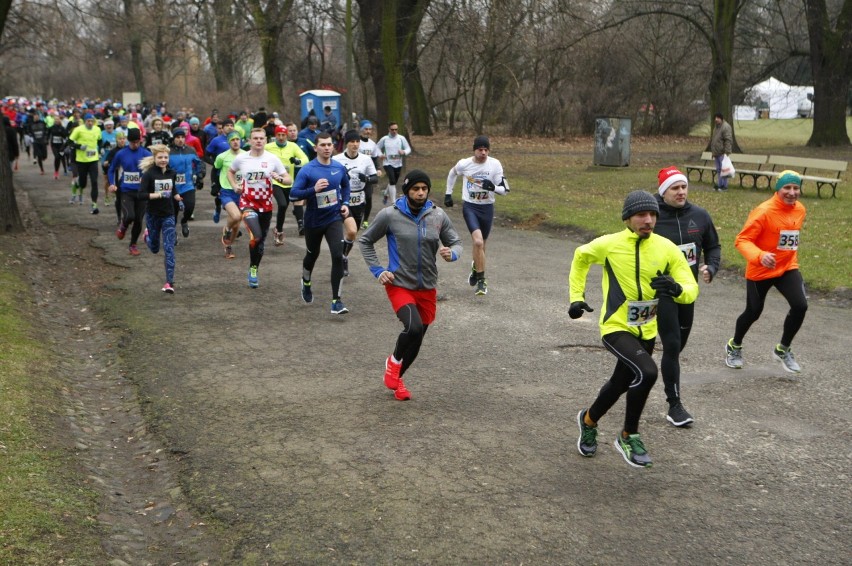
xmin=10 ymin=160 xmax=851 ymax=564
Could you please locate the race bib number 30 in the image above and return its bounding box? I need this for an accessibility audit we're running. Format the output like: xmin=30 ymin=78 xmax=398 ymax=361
xmin=678 ymin=243 xmax=697 ymax=266
xmin=777 ymin=230 xmax=799 ymax=251
xmin=627 ymin=299 xmax=659 ymax=326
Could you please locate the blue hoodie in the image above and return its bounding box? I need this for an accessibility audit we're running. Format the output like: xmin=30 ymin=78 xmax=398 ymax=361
xmin=108 ymin=145 xmax=152 ymax=191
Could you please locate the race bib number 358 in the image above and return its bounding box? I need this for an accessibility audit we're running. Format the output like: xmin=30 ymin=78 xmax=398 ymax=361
xmin=777 ymin=230 xmax=799 ymax=251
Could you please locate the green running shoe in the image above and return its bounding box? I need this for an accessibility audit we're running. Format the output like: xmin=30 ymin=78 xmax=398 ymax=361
xmin=615 ymin=433 xmax=652 ymax=468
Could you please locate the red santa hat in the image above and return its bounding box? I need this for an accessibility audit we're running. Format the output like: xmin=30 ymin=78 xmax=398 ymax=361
xmin=657 ymin=166 xmax=688 ymax=196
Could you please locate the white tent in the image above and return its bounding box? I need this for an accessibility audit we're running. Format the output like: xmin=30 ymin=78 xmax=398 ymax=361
xmin=743 ymin=77 xmax=813 ymax=119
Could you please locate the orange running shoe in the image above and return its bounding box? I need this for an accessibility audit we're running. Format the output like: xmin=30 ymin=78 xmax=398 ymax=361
xmin=383 ymin=356 xmax=401 ymax=390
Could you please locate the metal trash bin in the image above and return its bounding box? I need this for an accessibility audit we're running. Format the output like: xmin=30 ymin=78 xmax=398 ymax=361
xmin=593 ymin=116 xmax=631 ymax=167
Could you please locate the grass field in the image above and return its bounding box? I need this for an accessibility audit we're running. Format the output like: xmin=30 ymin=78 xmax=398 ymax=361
xmin=411 ymin=118 xmax=852 ymax=293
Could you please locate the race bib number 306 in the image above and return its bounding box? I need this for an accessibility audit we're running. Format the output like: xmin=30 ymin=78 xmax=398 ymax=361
xmin=777 ymin=230 xmax=799 ymax=251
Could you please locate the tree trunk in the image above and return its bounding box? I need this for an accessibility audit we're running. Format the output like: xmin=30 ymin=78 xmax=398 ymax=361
xmin=213 ymin=0 xmax=236 ymax=91
xmin=0 ymin=119 xmax=24 ymax=234
xmin=805 ymin=0 xmax=852 ymax=147
xmin=707 ymin=0 xmax=742 ymax=152
xmin=398 ymin=0 xmax=433 ymax=135
xmin=357 ymin=0 xmax=391 ymax=131
xmin=123 ymin=0 xmax=145 ymax=96
xmin=247 ymin=0 xmax=293 ymax=112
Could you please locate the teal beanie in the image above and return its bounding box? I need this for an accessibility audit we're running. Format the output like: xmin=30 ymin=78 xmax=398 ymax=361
xmin=775 ymin=170 xmax=803 ymax=191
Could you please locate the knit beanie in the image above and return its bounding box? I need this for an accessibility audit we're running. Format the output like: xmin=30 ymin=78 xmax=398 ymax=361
xmin=360 ymin=120 xmax=373 ymax=129
xmin=657 ymin=166 xmax=688 ymax=196
xmin=473 ymin=135 xmax=490 ymax=150
xmin=227 ymin=131 xmax=241 ymax=141
xmin=343 ymin=129 xmax=360 ymax=144
xmin=401 ymin=169 xmax=431 ymax=194
xmin=775 ymin=170 xmax=803 ymax=191
xmin=622 ymin=190 xmax=659 ymax=220
xmin=127 ymin=128 xmax=141 ymax=142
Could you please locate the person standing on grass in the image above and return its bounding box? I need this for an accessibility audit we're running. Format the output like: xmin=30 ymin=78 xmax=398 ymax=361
xmin=358 ymin=170 xmax=463 ymax=401
xmin=570 ymin=191 xmax=698 ymax=468
xmin=653 ymin=166 xmax=721 ymax=428
xmin=724 ymin=171 xmax=808 ymax=374
xmin=710 ymin=112 xmax=733 ymax=192
xmin=444 ymin=135 xmax=510 ymax=297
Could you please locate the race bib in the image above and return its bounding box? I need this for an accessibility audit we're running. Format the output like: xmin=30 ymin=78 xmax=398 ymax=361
xmin=316 ymin=189 xmax=338 ymax=209
xmin=154 ymin=179 xmax=173 ymax=196
xmin=123 ymin=171 xmax=141 ymax=184
xmin=244 ymin=170 xmax=267 ymax=187
xmin=389 ymin=154 xmax=400 ymax=160
xmin=349 ymin=192 xmax=364 ymax=206
xmin=86 ymin=149 xmax=97 ymax=158
xmin=678 ymin=243 xmax=697 ymax=266
xmin=469 ymin=190 xmax=488 ymax=202
xmin=176 ymin=173 xmax=186 ymax=185
xmin=777 ymin=230 xmax=799 ymax=251
xmin=627 ymin=299 xmax=658 ymax=327
xmin=52 ymin=136 xmax=63 ymax=144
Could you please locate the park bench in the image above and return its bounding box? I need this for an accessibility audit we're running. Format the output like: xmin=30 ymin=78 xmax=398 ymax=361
xmin=764 ymin=155 xmax=847 ymax=198
xmin=685 ymin=152 xmax=771 ymax=188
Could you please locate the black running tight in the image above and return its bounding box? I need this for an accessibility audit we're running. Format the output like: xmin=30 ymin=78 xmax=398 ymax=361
xmin=76 ymin=161 xmax=100 ymax=202
xmin=656 ymin=297 xmax=694 ymax=404
xmin=588 ymin=332 xmax=657 ymax=435
xmin=393 ymin=303 xmax=429 ymax=377
xmin=302 ymin=221 xmax=344 ymax=301
xmin=734 ymin=269 xmax=808 ymax=348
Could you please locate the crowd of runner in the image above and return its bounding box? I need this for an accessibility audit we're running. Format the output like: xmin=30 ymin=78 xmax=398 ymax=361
xmin=3 ymin=96 xmax=810 ymax=468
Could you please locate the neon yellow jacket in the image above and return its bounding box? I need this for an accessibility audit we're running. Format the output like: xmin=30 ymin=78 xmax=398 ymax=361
xmin=264 ymin=141 xmax=308 ymax=189
xmin=69 ymin=124 xmax=102 ymax=163
xmin=570 ymin=228 xmax=699 ymax=339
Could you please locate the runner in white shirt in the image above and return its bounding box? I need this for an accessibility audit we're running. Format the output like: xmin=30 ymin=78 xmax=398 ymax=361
xmin=377 ymin=122 xmax=411 ymax=205
xmin=357 ymin=121 xmax=383 ymax=229
xmin=227 ymin=128 xmax=289 ymax=288
xmin=333 ymin=130 xmax=378 ymax=276
xmin=444 ymin=135 xmax=510 ymax=296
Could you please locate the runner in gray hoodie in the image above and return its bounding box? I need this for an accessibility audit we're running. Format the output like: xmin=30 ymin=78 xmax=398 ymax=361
xmin=358 ymin=170 xmax=463 ymax=401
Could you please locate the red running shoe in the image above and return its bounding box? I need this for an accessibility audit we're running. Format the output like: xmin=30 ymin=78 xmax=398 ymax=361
xmin=128 ymin=244 xmax=140 ymax=256
xmin=116 ymin=223 xmax=126 ymax=240
xmin=384 ymin=356 xmax=401 ymax=390
xmin=394 ymin=378 xmax=411 ymax=401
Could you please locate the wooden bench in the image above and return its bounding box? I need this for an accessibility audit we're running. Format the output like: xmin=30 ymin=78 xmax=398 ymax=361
xmin=764 ymin=155 xmax=847 ymax=198
xmin=685 ymin=152 xmax=771 ymax=188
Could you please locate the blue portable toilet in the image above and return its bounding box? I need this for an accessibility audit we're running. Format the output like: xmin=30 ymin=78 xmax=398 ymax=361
xmin=299 ymin=89 xmax=341 ymax=130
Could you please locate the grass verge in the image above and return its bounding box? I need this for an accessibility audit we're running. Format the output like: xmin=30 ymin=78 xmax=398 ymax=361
xmin=0 ymin=263 xmax=105 ymax=564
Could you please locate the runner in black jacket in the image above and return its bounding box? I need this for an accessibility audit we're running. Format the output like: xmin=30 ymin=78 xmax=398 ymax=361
xmin=653 ymin=167 xmax=721 ymax=427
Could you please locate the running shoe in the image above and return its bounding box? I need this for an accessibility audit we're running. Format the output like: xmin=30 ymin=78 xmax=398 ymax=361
xmin=773 ymin=344 xmax=801 ymax=373
xmin=725 ymin=338 xmax=744 ymax=369
xmin=394 ymin=378 xmax=411 ymax=401
xmin=221 ymin=227 xmax=233 ymax=246
xmin=116 ymin=223 xmax=126 ymax=240
xmin=666 ymin=402 xmax=694 ymax=427
xmin=53 ymin=171 xmax=59 ymax=180
xmin=128 ymin=244 xmax=140 ymax=256
xmin=475 ymin=279 xmax=488 ymax=296
xmin=361 ymin=221 xmax=369 ymax=230
xmin=91 ymin=203 xmax=99 ymax=215
xmin=248 ymin=266 xmax=259 ymax=288
xmin=301 ymin=280 xmax=313 ymax=304
xmin=468 ymin=261 xmax=477 ymax=286
xmin=181 ymin=222 xmax=189 ymax=238
xmin=224 ymin=245 xmax=235 ymax=259
xmin=143 ymin=229 xmax=149 ymax=247
xmin=213 ymin=210 xmax=220 ymax=224
xmin=297 ymin=221 xmax=304 ymax=236
xmin=614 ymin=433 xmax=652 ymax=468
xmin=330 ymin=299 xmax=349 ymax=315
xmin=162 ymin=282 xmax=175 ymax=294
xmin=382 ymin=194 xmax=389 ymax=206
xmin=273 ymin=228 xmax=285 ymax=246
xmin=384 ymin=356 xmax=402 ymax=390
xmin=342 ymin=255 xmax=349 ymax=277
xmin=576 ymin=409 xmax=598 ymax=457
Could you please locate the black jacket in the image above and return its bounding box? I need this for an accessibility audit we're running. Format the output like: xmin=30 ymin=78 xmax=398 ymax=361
xmin=654 ymin=194 xmax=722 ymax=281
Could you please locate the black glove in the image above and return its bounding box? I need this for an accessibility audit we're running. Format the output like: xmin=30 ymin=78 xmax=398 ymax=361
xmin=290 ymin=156 xmax=301 ymax=165
xmin=481 ymin=179 xmax=496 ymax=192
xmin=650 ymin=270 xmax=683 ymax=297
xmin=358 ymin=173 xmax=368 ymax=182
xmin=444 ymin=194 xmax=454 ymax=207
xmin=569 ymin=301 xmax=594 ymax=319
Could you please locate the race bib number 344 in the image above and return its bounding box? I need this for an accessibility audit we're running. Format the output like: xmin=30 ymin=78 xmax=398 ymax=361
xmin=627 ymin=299 xmax=659 ymax=326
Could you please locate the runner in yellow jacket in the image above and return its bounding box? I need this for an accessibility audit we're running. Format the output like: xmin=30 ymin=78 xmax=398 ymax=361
xmin=725 ymin=170 xmax=807 ymax=374
xmin=569 ymin=190 xmax=698 ymax=468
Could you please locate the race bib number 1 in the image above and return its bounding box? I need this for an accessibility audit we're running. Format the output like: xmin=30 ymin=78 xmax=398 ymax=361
xmin=627 ymin=299 xmax=659 ymax=326
xmin=316 ymin=189 xmax=338 ymax=209
xmin=777 ymin=230 xmax=799 ymax=251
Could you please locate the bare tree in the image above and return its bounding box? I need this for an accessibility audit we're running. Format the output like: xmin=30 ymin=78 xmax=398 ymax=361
xmin=245 ymin=0 xmax=295 ymax=111
xmin=0 ymin=0 xmax=23 ymax=234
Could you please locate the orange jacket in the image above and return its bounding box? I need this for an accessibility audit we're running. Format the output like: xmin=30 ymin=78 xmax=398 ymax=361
xmin=735 ymin=192 xmax=806 ymax=281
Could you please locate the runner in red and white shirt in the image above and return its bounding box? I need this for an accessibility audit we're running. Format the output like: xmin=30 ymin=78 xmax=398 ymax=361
xmin=227 ymin=128 xmax=289 ymax=288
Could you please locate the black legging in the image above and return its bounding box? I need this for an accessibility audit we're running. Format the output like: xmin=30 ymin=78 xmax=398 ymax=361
xmin=656 ymin=297 xmax=695 ymax=404
xmin=273 ymin=186 xmax=304 ymax=231
xmin=302 ymin=220 xmax=344 ymax=301
xmin=362 ymin=182 xmax=375 ymax=223
xmin=394 ymin=303 xmax=429 ymax=377
xmin=734 ymin=269 xmax=808 ymax=348
xmin=242 ymin=209 xmax=272 ymax=268
xmin=588 ymin=332 xmax=657 ymax=435
xmin=33 ymin=142 xmax=47 ymax=172
xmin=120 ymin=191 xmax=146 ymax=245
xmin=175 ymin=189 xmax=196 ymax=225
xmin=51 ymin=144 xmax=66 ymax=173
xmin=76 ymin=160 xmax=100 ymax=203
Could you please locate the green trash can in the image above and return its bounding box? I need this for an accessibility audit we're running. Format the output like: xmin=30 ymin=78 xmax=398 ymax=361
xmin=593 ymin=116 xmax=631 ymax=167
